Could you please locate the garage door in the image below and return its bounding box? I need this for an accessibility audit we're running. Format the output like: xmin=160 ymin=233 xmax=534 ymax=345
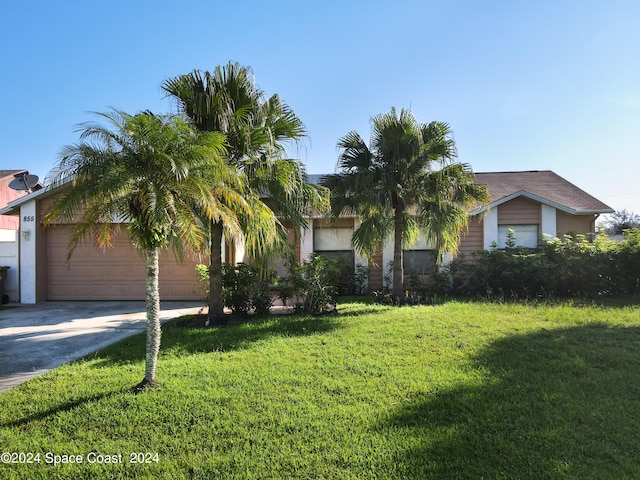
xmin=46 ymin=226 xmax=206 ymax=301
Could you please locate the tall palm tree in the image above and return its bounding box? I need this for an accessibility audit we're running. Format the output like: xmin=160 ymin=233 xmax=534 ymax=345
xmin=43 ymin=110 xmax=237 ymax=390
xmin=321 ymin=108 xmax=488 ymax=298
xmin=162 ymin=62 xmax=328 ymax=321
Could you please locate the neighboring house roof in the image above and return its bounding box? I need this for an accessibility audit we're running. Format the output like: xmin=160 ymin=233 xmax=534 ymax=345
xmin=1 ymin=170 xmax=43 ymax=229
xmin=470 ymin=170 xmax=613 ymax=215
xmin=0 ymin=170 xmax=26 ymax=180
xmin=0 ymin=180 xmax=54 ymax=216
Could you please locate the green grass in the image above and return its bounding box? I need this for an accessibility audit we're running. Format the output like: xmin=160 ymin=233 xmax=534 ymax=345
xmin=1 ymin=299 xmax=640 ymax=479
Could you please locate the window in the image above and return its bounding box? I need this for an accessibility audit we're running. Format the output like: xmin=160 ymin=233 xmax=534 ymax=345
xmin=0 ymin=230 xmax=17 ymax=242
xmin=403 ymin=250 xmax=436 ymax=275
xmin=401 ymin=229 xmax=437 ymax=275
xmin=314 ymin=227 xmax=352 ymax=251
xmin=498 ymin=225 xmax=538 ymax=248
xmin=313 ymin=227 xmax=355 ymax=269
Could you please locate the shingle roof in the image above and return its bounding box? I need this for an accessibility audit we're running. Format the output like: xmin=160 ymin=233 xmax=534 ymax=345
xmin=474 ymin=170 xmax=613 ymax=214
xmin=309 ymin=170 xmax=612 ymax=215
xmin=0 ymin=170 xmax=25 ymax=180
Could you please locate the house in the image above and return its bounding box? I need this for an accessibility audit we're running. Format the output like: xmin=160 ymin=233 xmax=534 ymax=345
xmin=301 ymin=171 xmax=613 ymax=291
xmin=460 ymin=170 xmax=613 ymax=255
xmin=0 ymin=183 xmax=209 ymax=303
xmin=0 ymin=170 xmax=43 ymax=302
xmin=0 ymin=170 xmax=613 ymax=303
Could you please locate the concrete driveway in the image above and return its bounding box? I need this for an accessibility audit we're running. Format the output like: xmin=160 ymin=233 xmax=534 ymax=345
xmin=0 ymin=301 xmax=203 ymax=392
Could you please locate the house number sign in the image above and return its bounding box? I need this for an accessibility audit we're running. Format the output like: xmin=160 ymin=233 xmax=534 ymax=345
xmin=23 ymin=216 xmax=35 ymax=222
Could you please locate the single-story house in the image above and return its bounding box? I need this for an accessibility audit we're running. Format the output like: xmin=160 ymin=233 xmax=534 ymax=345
xmin=299 ymin=170 xmax=614 ymax=291
xmin=0 ymin=170 xmax=613 ymax=303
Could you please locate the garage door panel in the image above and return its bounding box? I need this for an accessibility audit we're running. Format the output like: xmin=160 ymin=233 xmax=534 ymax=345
xmin=46 ymin=226 xmax=205 ymax=301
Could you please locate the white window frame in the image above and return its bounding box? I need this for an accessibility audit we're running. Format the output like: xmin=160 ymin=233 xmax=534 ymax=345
xmin=498 ymin=225 xmax=539 ymax=248
xmin=313 ymin=227 xmax=353 ymax=252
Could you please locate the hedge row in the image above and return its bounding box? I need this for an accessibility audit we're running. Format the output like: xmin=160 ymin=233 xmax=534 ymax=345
xmin=434 ymin=230 xmax=640 ymax=298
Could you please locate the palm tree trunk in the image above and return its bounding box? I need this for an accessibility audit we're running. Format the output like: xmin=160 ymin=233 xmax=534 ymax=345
xmin=208 ymin=220 xmax=225 ymax=323
xmin=138 ymin=247 xmax=161 ymax=390
xmin=393 ymin=207 xmax=405 ymax=299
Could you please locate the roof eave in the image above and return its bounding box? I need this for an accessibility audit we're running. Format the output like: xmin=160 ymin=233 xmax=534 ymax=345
xmin=468 ymin=190 xmax=613 ymax=216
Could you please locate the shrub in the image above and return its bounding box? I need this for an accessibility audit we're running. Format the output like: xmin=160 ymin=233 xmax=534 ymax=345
xmin=282 ymin=254 xmax=341 ymax=315
xmin=435 ymin=230 xmax=640 ymax=299
xmin=354 ymin=264 xmax=369 ymax=295
xmin=195 ymin=263 xmax=275 ymax=315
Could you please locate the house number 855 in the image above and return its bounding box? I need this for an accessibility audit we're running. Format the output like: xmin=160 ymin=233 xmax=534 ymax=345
xmin=23 ymin=216 xmax=35 ymax=222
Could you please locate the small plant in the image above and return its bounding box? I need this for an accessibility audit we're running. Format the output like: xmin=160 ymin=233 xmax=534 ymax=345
xmin=354 ymin=264 xmax=369 ymax=295
xmin=195 ymin=264 xmax=210 ymax=297
xmin=373 ymin=261 xmax=395 ymax=305
xmin=275 ymin=276 xmax=295 ymax=309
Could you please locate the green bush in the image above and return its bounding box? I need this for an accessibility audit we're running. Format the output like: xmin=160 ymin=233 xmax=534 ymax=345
xmin=435 ymin=230 xmax=640 ymax=299
xmin=281 ymin=254 xmax=341 ymax=315
xmin=196 ymin=263 xmax=275 ymax=315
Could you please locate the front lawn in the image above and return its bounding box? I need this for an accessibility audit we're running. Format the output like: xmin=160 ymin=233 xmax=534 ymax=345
xmin=1 ymin=299 xmax=639 ymax=479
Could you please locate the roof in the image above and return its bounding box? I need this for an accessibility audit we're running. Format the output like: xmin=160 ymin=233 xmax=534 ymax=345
xmin=1 ymin=170 xmax=613 ymax=218
xmin=472 ymin=170 xmax=613 ymax=215
xmin=310 ymin=170 xmax=612 ymax=216
xmin=307 ymin=174 xmax=324 ymax=185
xmin=0 ymin=180 xmax=59 ymax=216
xmin=0 ymin=170 xmax=26 ymax=180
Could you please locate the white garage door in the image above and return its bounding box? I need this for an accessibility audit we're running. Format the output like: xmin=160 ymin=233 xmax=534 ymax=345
xmin=46 ymin=226 xmax=206 ymax=301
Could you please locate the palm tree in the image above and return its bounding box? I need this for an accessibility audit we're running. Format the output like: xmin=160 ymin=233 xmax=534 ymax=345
xmin=321 ymin=108 xmax=488 ymax=298
xmin=162 ymin=62 xmax=328 ymax=321
xmin=43 ymin=110 xmax=236 ymax=390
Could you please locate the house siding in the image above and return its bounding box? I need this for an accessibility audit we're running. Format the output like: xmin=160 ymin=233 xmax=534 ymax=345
xmin=367 ymin=251 xmax=384 ymax=291
xmin=6 ymin=170 xmax=614 ymax=303
xmin=459 ymin=214 xmax=484 ymax=258
xmin=313 ymin=218 xmax=355 ymax=229
xmin=498 ymin=197 xmax=541 ymax=225
xmin=556 ymin=211 xmax=595 ymax=236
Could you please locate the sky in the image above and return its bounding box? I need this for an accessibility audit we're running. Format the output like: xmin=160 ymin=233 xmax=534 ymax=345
xmin=1 ymin=0 xmax=639 ymax=216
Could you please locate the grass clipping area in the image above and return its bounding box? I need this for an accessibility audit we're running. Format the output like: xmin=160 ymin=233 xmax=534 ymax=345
xmin=1 ymin=300 xmax=640 ymax=479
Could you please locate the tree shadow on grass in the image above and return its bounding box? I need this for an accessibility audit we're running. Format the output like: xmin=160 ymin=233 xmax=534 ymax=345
xmin=377 ymin=324 xmax=640 ymax=479
xmin=1 ymin=389 xmax=127 ymax=429
xmin=89 ymin=313 xmax=342 ymax=367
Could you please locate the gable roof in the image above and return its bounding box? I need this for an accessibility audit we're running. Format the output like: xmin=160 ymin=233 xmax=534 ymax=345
xmin=471 ymin=170 xmax=613 ymax=215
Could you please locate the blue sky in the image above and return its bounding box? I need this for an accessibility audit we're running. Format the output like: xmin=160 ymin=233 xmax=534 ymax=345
xmin=2 ymin=0 xmax=639 ymax=214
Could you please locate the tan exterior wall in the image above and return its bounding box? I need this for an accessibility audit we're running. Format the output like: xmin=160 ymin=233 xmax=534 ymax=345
xmin=367 ymin=251 xmax=383 ymax=291
xmin=313 ymin=218 xmax=355 ymax=229
xmin=285 ymin=223 xmax=300 ymax=262
xmin=458 ymin=215 xmax=484 ymax=258
xmin=498 ymin=197 xmax=541 ymax=225
xmin=556 ymin=211 xmax=595 ymax=235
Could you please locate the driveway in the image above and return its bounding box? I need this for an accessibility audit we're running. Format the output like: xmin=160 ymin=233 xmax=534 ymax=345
xmin=0 ymin=301 xmax=203 ymax=392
